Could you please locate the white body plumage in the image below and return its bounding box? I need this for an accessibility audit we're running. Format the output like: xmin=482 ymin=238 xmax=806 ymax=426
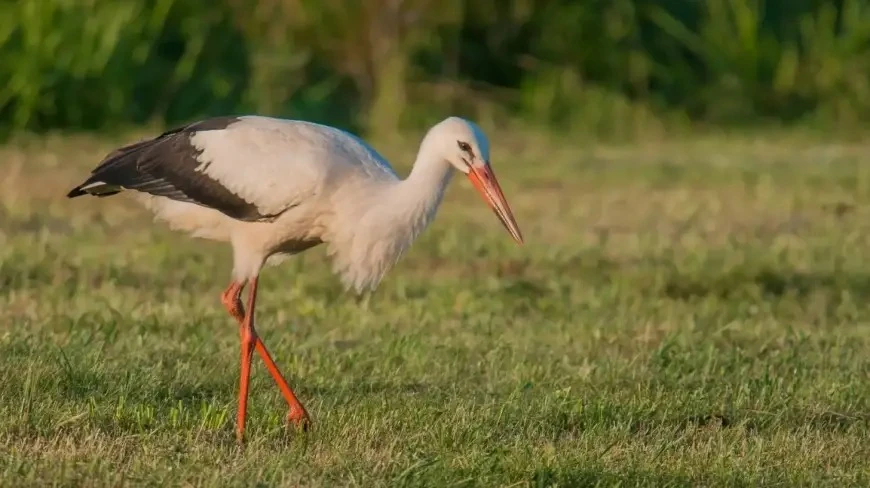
xmin=122 ymin=116 xmax=470 ymax=292
xmin=70 ymin=115 xmax=521 ymax=293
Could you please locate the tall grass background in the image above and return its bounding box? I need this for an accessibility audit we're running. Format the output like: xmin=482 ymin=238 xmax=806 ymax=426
xmin=0 ymin=0 xmax=868 ymax=139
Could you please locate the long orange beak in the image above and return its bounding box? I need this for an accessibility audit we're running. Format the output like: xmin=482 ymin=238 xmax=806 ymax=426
xmin=467 ymin=163 xmax=524 ymax=244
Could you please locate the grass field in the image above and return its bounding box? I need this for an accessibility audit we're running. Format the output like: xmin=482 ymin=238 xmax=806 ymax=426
xmin=1 ymin=129 xmax=870 ymax=486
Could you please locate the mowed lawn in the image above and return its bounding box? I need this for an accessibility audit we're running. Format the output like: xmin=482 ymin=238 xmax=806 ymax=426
xmin=1 ymin=129 xmax=870 ymax=486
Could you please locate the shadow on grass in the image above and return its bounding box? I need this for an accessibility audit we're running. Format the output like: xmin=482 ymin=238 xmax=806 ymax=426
xmin=527 ymin=466 xmax=701 ymax=487
xmin=51 ymin=366 xmax=432 ymax=411
xmin=48 ymin=370 xmax=235 ymax=415
xmin=662 ymin=267 xmax=870 ymax=301
xmin=0 ymin=255 xmax=206 ymax=294
xmin=305 ymin=381 xmax=429 ymax=398
xmin=741 ymin=410 xmax=870 ymax=435
xmin=534 ymin=398 xmax=870 ymax=442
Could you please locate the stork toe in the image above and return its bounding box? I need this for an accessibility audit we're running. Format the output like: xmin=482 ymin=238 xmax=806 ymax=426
xmin=287 ymin=409 xmax=311 ymax=432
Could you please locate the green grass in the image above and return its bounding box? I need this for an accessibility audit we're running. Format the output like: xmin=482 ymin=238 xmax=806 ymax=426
xmin=2 ymin=129 xmax=870 ymax=486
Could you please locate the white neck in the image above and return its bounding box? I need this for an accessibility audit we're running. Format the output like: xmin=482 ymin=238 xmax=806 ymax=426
xmin=399 ymin=145 xmax=454 ymax=219
xmin=326 ymin=140 xmax=455 ymax=293
xmin=374 ymin=142 xmax=454 ymax=255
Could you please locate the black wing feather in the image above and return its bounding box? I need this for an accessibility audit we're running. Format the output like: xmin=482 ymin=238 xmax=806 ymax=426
xmin=67 ymin=117 xmax=273 ymax=222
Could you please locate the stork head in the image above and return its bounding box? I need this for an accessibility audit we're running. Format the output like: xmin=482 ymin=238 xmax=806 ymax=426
xmin=431 ymin=117 xmax=523 ymax=245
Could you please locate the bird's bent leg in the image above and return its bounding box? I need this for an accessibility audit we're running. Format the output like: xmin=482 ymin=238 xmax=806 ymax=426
xmin=254 ymin=336 xmax=310 ymax=429
xmin=236 ymin=279 xmax=258 ymax=442
xmin=222 ymin=279 xmax=310 ymax=433
xmin=221 ymin=281 xmax=246 ymax=323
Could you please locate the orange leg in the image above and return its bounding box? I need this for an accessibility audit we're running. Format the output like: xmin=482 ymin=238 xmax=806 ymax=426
xmin=221 ymin=280 xmax=310 ymax=441
xmin=236 ymin=278 xmax=258 ymax=441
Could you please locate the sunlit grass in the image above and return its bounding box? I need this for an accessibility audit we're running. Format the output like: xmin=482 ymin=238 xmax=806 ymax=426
xmin=1 ymin=129 xmax=870 ymax=486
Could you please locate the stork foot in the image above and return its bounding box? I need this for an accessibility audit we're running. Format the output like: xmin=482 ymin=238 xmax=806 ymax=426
xmin=287 ymin=409 xmax=311 ymax=432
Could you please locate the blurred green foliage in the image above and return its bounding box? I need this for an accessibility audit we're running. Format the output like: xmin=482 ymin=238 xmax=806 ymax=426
xmin=0 ymin=0 xmax=868 ymax=137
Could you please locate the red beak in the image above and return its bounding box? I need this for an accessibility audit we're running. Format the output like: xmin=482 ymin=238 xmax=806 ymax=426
xmin=467 ymin=163 xmax=524 ymax=244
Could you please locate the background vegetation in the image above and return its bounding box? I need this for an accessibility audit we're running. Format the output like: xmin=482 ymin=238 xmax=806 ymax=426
xmin=1 ymin=0 xmax=869 ymax=139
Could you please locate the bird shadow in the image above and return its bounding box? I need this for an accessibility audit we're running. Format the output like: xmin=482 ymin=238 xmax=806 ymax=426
xmin=55 ymin=368 xmax=234 ymax=406
xmin=661 ymin=267 xmax=870 ymax=302
xmin=303 ymin=380 xmax=430 ymax=399
xmin=54 ymin=364 xmax=431 ymax=410
xmin=533 ymin=401 xmax=870 ymax=442
xmin=526 ymin=466 xmax=702 ymax=487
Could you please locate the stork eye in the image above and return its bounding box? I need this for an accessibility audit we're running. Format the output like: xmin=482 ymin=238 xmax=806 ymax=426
xmin=457 ymin=141 xmax=472 ymax=153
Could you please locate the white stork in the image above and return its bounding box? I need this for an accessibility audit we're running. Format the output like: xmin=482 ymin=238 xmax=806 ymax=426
xmin=67 ymin=115 xmax=523 ymax=440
